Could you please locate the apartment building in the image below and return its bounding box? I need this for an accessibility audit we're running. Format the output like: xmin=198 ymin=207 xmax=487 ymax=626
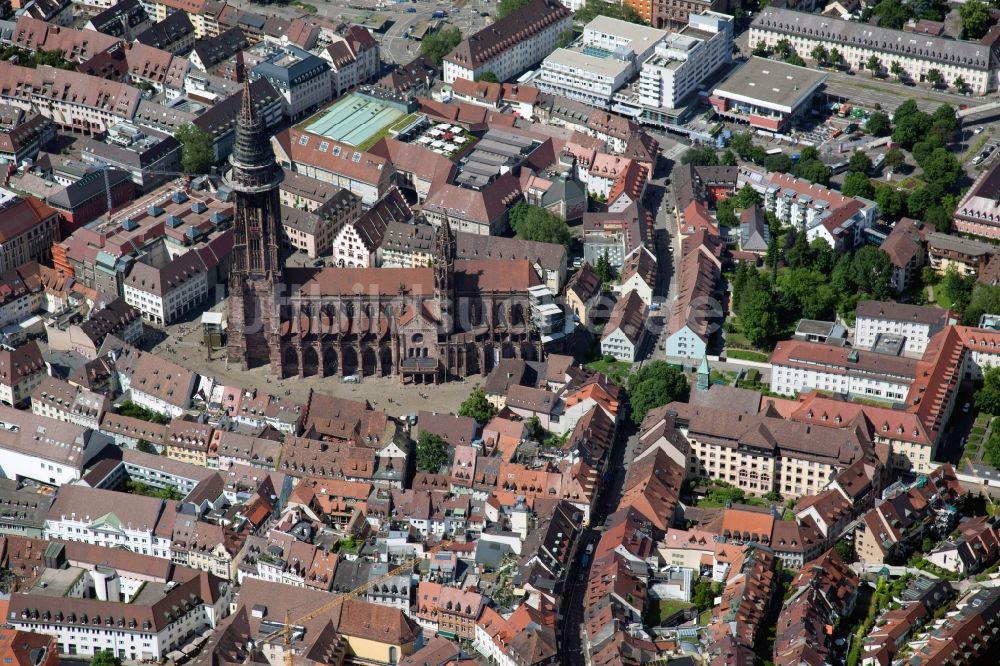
xmin=770 ymin=340 xmax=918 ymax=402
xmin=0 ymin=192 xmax=61 ymax=274
xmin=925 ymin=230 xmax=995 ymax=277
xmin=126 ymin=353 xmax=198 ymax=418
xmin=30 ymin=377 xmax=110 ymax=429
xmin=739 ymin=166 xmax=878 ymax=250
xmin=601 ymin=290 xmax=648 ymax=362
xmin=0 ymin=340 xmax=46 ymax=407
xmin=44 ymin=485 xmax=174 ymax=557
xmin=0 ymin=62 xmax=142 ymax=135
xmin=320 ymin=25 xmax=381 ymax=97
xmin=853 ymin=301 xmax=954 ymax=356
xmin=638 ymin=12 xmax=733 ymax=110
xmin=442 ymin=0 xmax=572 ymax=83
xmin=881 ymin=217 xmax=927 ymax=294
xmin=750 ymin=7 xmax=995 ymax=94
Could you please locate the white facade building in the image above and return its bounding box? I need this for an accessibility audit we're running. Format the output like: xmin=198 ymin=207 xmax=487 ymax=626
xmin=638 ymin=12 xmax=734 ymax=109
xmin=853 ymin=302 xmax=954 ymax=356
xmin=0 ymin=406 xmax=108 ymax=486
xmin=537 ymin=17 xmax=668 ymax=107
xmin=769 ymin=340 xmax=916 ymax=402
xmin=44 ymin=485 xmax=173 ymax=558
xmin=250 ymin=43 xmax=333 ymax=121
xmin=750 ymin=6 xmax=996 ymax=95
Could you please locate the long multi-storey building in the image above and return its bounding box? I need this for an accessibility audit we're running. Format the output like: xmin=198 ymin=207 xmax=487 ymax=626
xmin=853 ymin=301 xmax=954 ymax=356
xmin=749 ymin=7 xmax=996 ymax=94
xmin=442 ymin=0 xmax=572 ymax=83
xmin=770 ymin=340 xmax=918 ymax=402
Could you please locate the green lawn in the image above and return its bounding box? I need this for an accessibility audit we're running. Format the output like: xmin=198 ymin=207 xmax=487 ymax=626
xmin=644 ymin=600 xmax=695 ymax=626
xmin=725 ymin=348 xmax=769 ymax=362
xmin=699 ymin=610 xmax=712 ymax=626
xmin=585 ymin=358 xmax=632 ymax=385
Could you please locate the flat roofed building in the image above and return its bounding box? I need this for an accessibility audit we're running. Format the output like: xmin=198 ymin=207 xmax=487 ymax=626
xmin=636 ymin=12 xmax=733 ymax=111
xmin=710 ymin=56 xmax=827 ymax=132
xmin=249 ymin=42 xmax=332 ymax=121
xmin=750 ymin=6 xmax=995 ymax=94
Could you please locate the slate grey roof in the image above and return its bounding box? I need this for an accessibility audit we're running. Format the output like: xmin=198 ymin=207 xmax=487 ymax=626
xmin=752 ymin=6 xmax=993 ymax=70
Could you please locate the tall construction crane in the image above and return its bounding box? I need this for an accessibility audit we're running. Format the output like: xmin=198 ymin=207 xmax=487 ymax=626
xmin=260 ymin=541 xmax=451 ymax=666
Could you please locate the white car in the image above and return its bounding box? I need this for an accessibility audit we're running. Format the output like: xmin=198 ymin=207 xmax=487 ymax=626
xmin=975 ymin=126 xmax=986 ymax=135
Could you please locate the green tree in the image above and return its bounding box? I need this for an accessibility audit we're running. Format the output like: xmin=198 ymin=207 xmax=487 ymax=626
xmin=941 ymin=265 xmax=973 ymax=313
xmin=595 ymin=250 xmax=617 ymax=285
xmin=680 ymin=146 xmax=719 ymax=166
xmin=866 ymin=54 xmax=883 ymax=76
xmin=91 ymin=652 xmax=122 ymax=666
xmin=810 ymin=44 xmax=828 ymax=64
xmin=732 ymin=183 xmax=761 ymax=209
xmin=753 ymin=39 xmax=769 ymax=56
xmin=834 ymin=540 xmax=856 ymax=563
xmin=921 ymin=148 xmax=962 ymax=192
xmin=420 ymin=26 xmax=462 ymax=66
xmin=865 ymin=111 xmax=891 ymax=137
xmin=415 ymin=431 xmax=450 ymax=472
xmin=964 ymin=284 xmax=1000 ymax=326
xmin=785 ymin=53 xmax=806 ymax=67
xmin=691 ymin=580 xmax=720 ymax=612
xmin=959 ymin=0 xmax=993 ymax=39
xmin=892 ymin=112 xmax=931 ymax=149
xmin=458 ymin=386 xmax=497 ymax=423
xmin=136 ymin=439 xmax=158 ymax=455
xmin=907 ymin=186 xmax=936 ymax=218
xmin=873 ymin=0 xmax=914 ymax=28
xmin=627 ymin=361 xmax=689 ymax=425
xmin=829 ymin=48 xmax=843 ymax=66
xmin=792 ymin=158 xmax=831 ymax=186
xmin=977 ymin=366 xmax=1000 ymax=415
xmin=508 ymin=202 xmax=571 ymax=249
xmin=779 ymin=269 xmax=838 ymax=320
xmin=773 ymin=39 xmax=792 ymax=58
xmin=740 ymin=286 xmax=782 ymax=346
xmin=873 ymin=184 xmax=906 ymax=220
xmin=848 ymin=150 xmax=872 ymax=174
xmin=496 ymin=0 xmax=531 ymax=18
xmin=893 ymin=99 xmax=921 ymax=124
xmin=556 ymin=29 xmax=574 ymax=48
xmin=925 ymin=205 xmax=951 ymax=233
xmin=477 ymin=71 xmax=499 ymax=83
xmin=883 ymin=147 xmax=905 ymax=174
xmin=841 ymin=172 xmax=874 ymax=199
xmin=890 ymin=60 xmax=905 ymax=81
xmin=176 ymin=124 xmax=213 ymax=175
xmin=926 ymin=68 xmax=943 ymax=87
xmin=851 ymin=246 xmax=893 ymax=301
xmin=954 ymin=76 xmax=968 ymax=93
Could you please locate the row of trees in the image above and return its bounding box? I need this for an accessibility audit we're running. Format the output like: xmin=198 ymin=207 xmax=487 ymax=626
xmin=420 ymin=27 xmax=463 ymax=66
xmin=683 ymin=135 xmax=833 ymax=187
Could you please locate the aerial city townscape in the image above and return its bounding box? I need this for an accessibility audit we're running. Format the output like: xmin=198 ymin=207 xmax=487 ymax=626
xmin=10 ymin=0 xmax=1000 ymax=664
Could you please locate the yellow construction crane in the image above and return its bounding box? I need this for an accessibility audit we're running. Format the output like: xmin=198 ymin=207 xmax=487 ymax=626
xmin=262 ymin=541 xmax=452 ymax=666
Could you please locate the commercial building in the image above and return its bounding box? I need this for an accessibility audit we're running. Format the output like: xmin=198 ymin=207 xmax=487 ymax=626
xmin=749 ymin=7 xmax=996 ymax=94
xmin=8 ymin=563 xmax=228 ymax=660
xmin=710 ymin=56 xmax=827 ymax=132
xmin=537 ymin=17 xmax=668 ymax=108
xmin=636 ymin=12 xmax=733 ymax=113
xmin=320 ymin=25 xmax=381 ymax=97
xmin=30 ymin=376 xmax=111 ymax=429
xmin=125 ymin=353 xmax=198 ymax=418
xmin=0 ymin=105 xmax=56 ymax=166
xmin=442 ymin=0 xmax=572 ymax=83
xmin=0 ymin=405 xmax=109 ymax=485
xmin=249 ymin=42 xmax=332 ymax=121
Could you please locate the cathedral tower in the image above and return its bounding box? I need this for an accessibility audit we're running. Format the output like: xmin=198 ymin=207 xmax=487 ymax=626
xmin=434 ymin=217 xmax=456 ymax=333
xmin=226 ymin=74 xmax=285 ymax=370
